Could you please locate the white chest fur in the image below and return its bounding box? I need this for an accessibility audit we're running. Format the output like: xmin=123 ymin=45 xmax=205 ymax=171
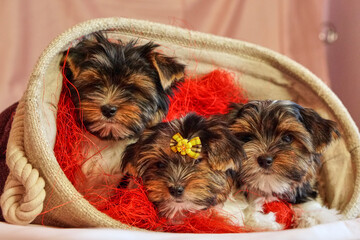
xmin=74 ymin=132 xmax=137 ymax=199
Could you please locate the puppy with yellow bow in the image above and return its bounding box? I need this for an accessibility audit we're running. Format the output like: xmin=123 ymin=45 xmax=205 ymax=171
xmin=121 ymin=113 xmax=245 ymax=222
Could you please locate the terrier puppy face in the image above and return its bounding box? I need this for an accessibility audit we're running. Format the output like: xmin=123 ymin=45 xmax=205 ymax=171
xmin=60 ymin=32 xmax=185 ymax=140
xmin=227 ymin=100 xmax=340 ymax=203
xmin=122 ymin=113 xmax=244 ymax=220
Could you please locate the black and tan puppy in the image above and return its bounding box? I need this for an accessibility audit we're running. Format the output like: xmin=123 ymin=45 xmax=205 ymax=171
xmin=60 ymin=32 xmax=185 ymax=200
xmin=121 ymin=113 xmax=245 ymax=222
xmin=226 ymin=100 xmax=342 ymax=229
xmin=61 ymin=32 xmax=184 ymax=140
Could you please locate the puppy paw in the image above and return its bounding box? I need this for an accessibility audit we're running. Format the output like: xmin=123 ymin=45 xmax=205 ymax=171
xmin=294 ymin=202 xmax=343 ymax=228
xmin=244 ymin=210 xmax=285 ymax=231
xmin=220 ymin=196 xmax=247 ymax=226
xmin=240 ymin=196 xmax=285 ymax=231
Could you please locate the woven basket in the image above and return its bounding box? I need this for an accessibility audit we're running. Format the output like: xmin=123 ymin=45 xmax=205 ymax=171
xmin=1 ymin=17 xmax=359 ymax=229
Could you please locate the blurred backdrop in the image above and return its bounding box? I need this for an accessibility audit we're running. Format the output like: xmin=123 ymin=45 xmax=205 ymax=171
xmin=0 ymin=0 xmax=358 ymax=127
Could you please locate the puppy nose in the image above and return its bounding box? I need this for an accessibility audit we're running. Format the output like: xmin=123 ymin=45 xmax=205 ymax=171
xmin=169 ymin=186 xmax=184 ymax=198
xmin=257 ymin=155 xmax=274 ymax=169
xmin=101 ymin=104 xmax=118 ymax=118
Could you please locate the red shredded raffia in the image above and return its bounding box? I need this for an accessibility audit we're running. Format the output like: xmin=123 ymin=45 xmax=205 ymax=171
xmin=54 ymin=69 xmax=294 ymax=233
xmin=54 ymin=83 xmax=84 ymax=184
xmin=165 ymin=69 xmax=248 ymax=121
xmin=263 ymin=201 xmax=295 ymax=229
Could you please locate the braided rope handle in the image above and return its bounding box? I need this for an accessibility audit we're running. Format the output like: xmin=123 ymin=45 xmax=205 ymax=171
xmin=0 ymin=101 xmax=46 ymax=224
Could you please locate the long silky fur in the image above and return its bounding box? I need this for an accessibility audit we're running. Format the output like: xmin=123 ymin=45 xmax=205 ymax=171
xmin=122 ymin=113 xmax=245 ymax=221
xmin=227 ymin=100 xmax=340 ymax=203
xmin=60 ymin=31 xmax=185 ymax=140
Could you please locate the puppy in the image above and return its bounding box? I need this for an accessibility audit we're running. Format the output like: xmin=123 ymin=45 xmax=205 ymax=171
xmin=225 ymin=100 xmax=342 ymax=229
xmin=121 ymin=113 xmax=245 ymax=222
xmin=59 ymin=32 xmax=185 ymax=200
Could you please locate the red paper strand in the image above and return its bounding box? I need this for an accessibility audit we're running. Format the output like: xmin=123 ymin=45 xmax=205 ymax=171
xmin=165 ymin=69 xmax=248 ymax=121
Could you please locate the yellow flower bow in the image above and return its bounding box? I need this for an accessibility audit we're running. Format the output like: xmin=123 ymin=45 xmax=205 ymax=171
xmin=170 ymin=133 xmax=202 ymax=159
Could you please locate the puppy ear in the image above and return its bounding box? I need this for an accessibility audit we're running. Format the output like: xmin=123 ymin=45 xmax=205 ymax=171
xmin=151 ymin=52 xmax=185 ymax=91
xmin=200 ymin=115 xmax=245 ymax=172
xmin=121 ymin=143 xmax=139 ymax=177
xmin=121 ymin=125 xmax=162 ymax=177
xmin=226 ymin=103 xmax=245 ymax=122
xmin=299 ymin=107 xmax=340 ymax=153
xmin=59 ymin=51 xmax=80 ymax=82
xmin=59 ymin=32 xmax=111 ymax=82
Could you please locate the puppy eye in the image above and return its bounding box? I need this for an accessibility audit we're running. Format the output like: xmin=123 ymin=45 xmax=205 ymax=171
xmin=281 ymin=134 xmax=294 ymax=143
xmin=235 ymin=133 xmax=254 ymax=143
xmin=225 ymin=169 xmax=237 ymax=178
xmin=156 ymin=162 xmax=166 ymax=169
xmin=194 ymin=158 xmax=203 ymax=165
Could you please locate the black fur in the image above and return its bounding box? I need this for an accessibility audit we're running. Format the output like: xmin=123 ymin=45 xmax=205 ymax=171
xmin=281 ymin=182 xmax=318 ymax=204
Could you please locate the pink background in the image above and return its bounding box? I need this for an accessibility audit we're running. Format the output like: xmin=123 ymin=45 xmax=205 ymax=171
xmin=0 ymin=0 xmax=358 ymax=127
